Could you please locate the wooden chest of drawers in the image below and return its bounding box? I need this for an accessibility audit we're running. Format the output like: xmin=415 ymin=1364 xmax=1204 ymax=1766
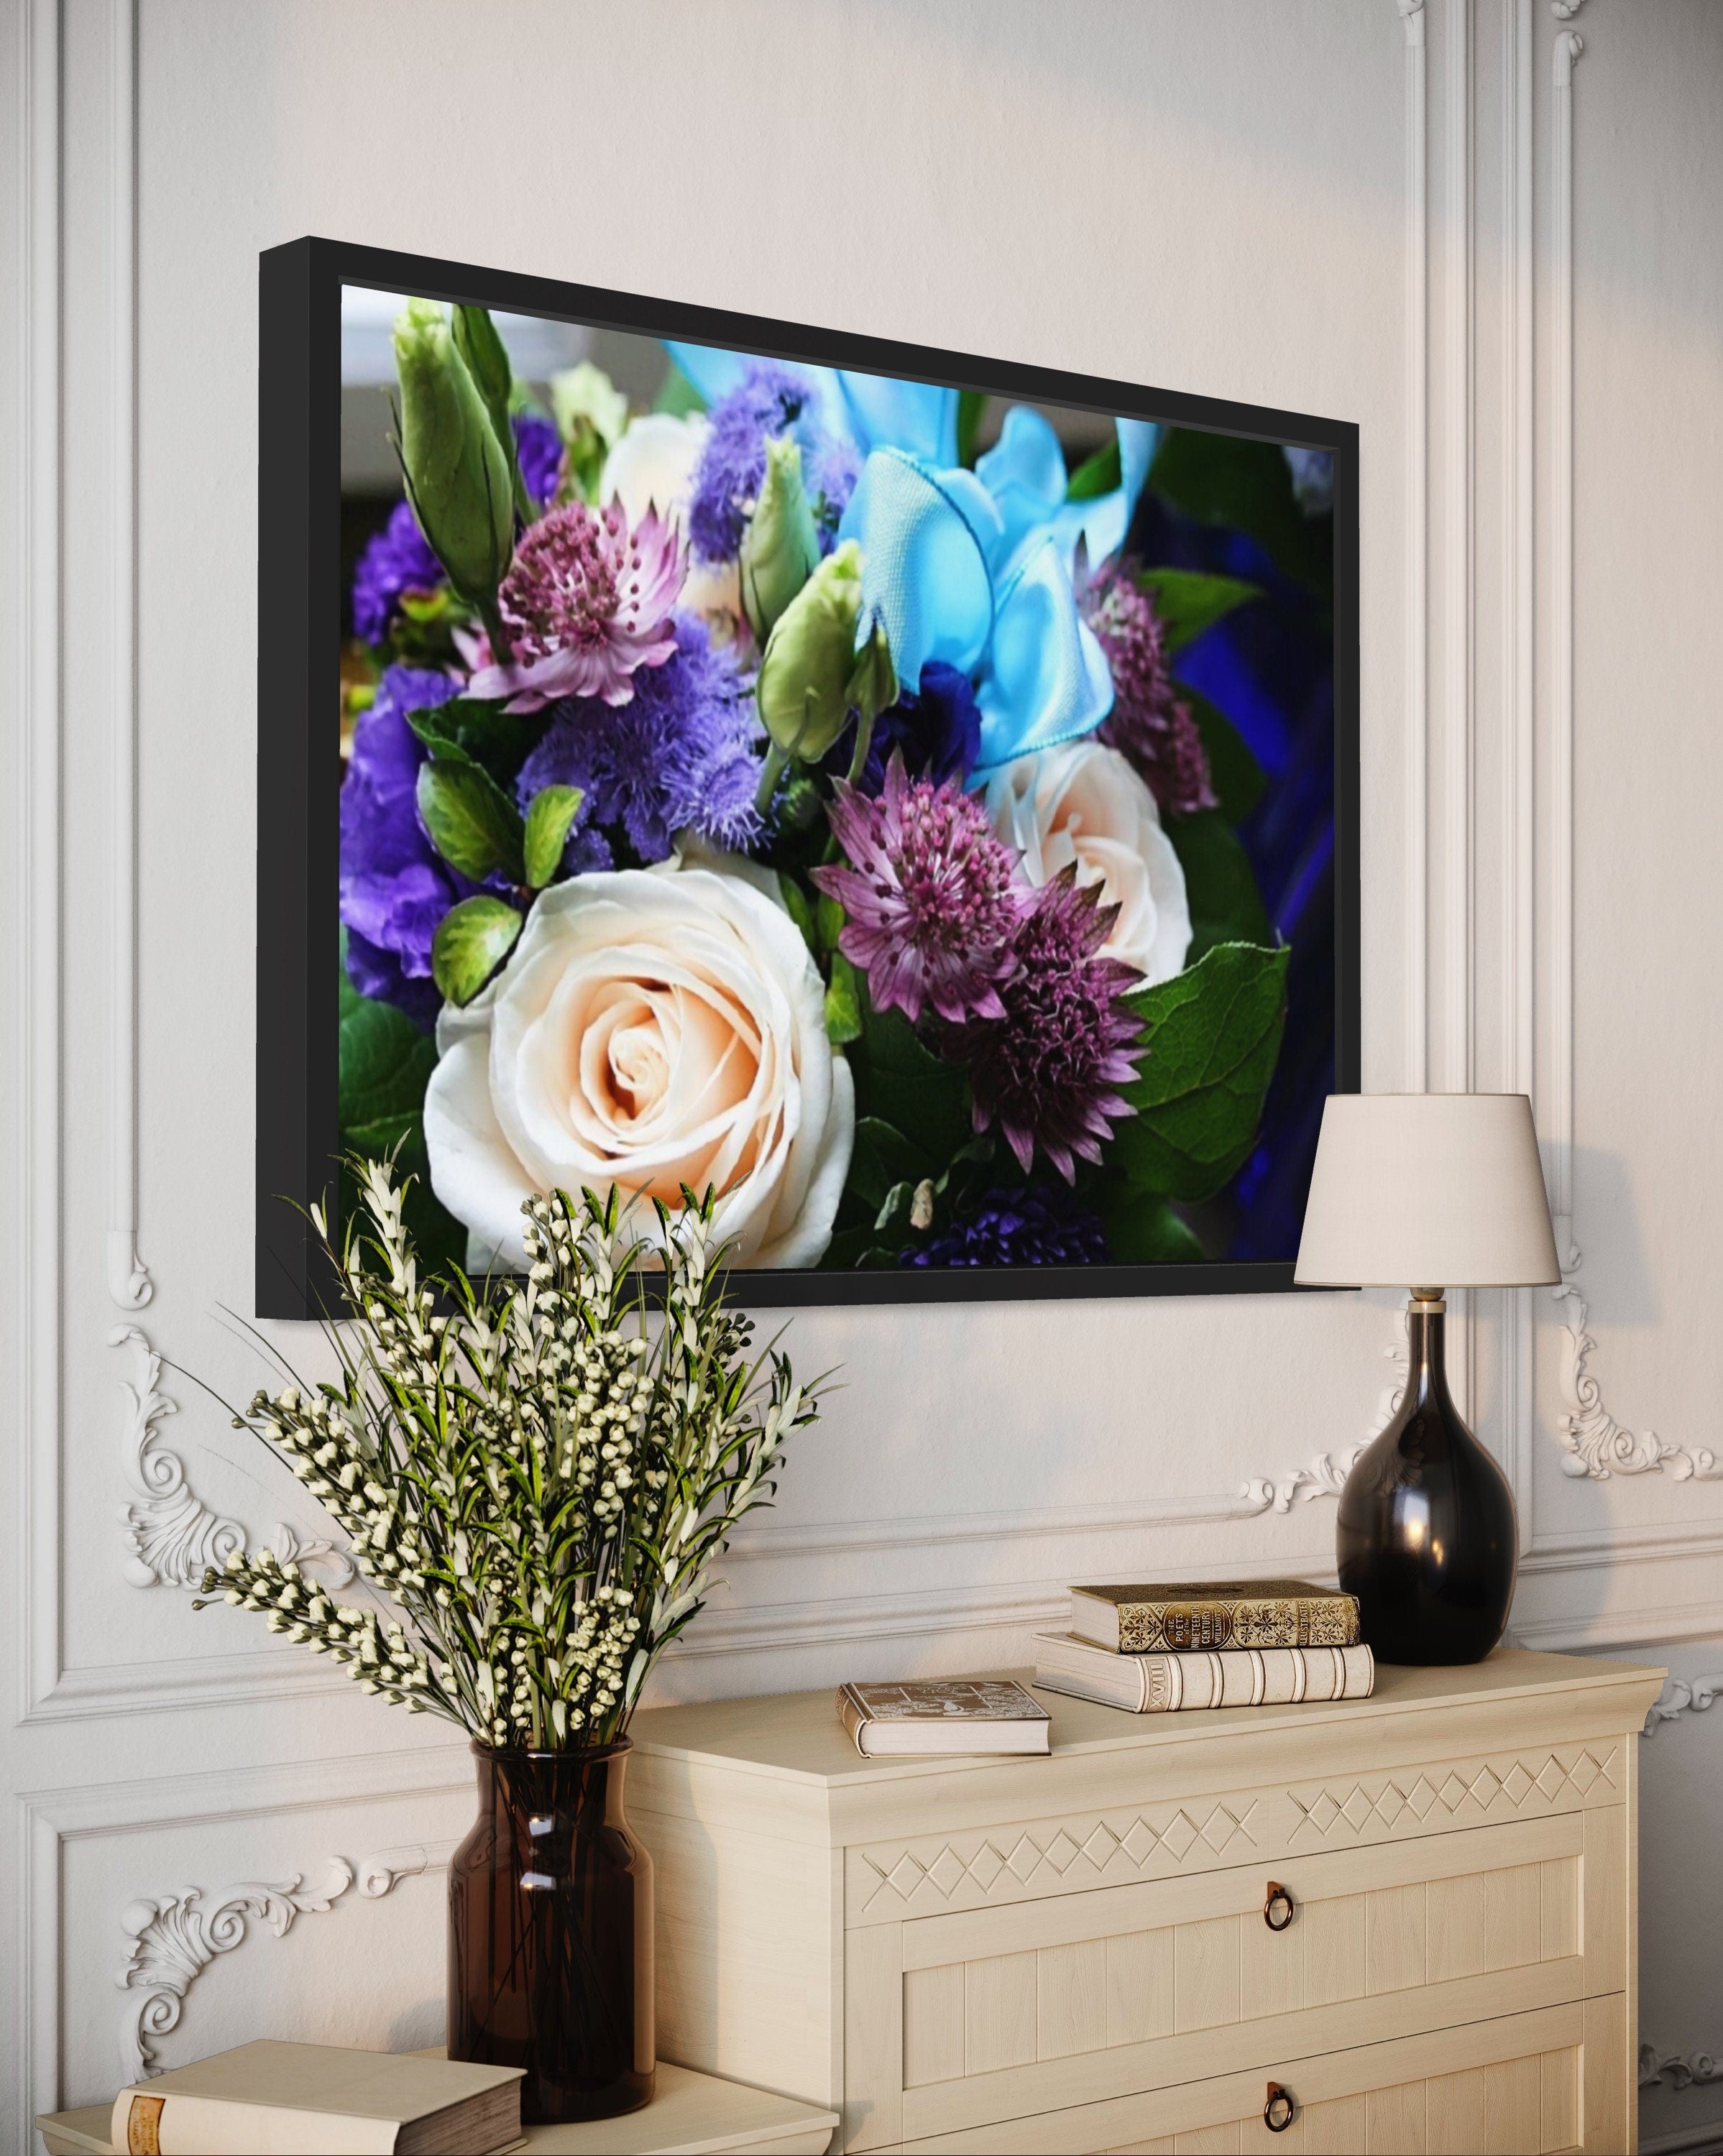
xmin=628 ymin=1649 xmax=1663 ymax=2155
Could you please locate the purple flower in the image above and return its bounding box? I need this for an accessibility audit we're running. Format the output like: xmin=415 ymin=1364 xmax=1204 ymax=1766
xmin=339 ymin=666 xmax=465 ymax=1028
xmin=467 ymin=499 xmax=686 ymax=713
xmin=688 ymin=362 xmax=857 ymax=563
xmin=830 ymin=661 xmax=982 ymax=796
xmin=515 ymin=612 xmax=760 ymax=862
xmin=513 ymin=409 xmax=564 ymax=510
xmin=352 ymin=501 xmax=445 ymax=647
xmin=1083 ymin=564 xmax=1217 ymax=819
xmin=947 ymin=870 xmax=1143 ymax=1182
xmin=811 ymin=752 xmax=1021 ymax=1026
xmin=901 ymin=1184 xmax=1108 ymax=1268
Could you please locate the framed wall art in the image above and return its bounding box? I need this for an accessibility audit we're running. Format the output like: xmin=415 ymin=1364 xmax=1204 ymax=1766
xmin=257 ymin=239 xmax=1358 ymax=1316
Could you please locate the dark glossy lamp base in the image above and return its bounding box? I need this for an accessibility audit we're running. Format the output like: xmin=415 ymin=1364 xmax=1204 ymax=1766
xmin=1336 ymin=1294 xmax=1517 ymax=1665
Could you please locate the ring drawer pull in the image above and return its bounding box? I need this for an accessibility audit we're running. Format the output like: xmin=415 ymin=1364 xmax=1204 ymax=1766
xmin=1263 ymin=1881 xmax=1295 ymax=1930
xmin=1264 ymin=2082 xmax=1297 ymax=2133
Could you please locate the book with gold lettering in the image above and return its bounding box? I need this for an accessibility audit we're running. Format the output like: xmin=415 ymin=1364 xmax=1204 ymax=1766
xmin=1035 ymin=1630 xmax=1374 ymax=1713
xmin=1068 ymin=1579 xmax=1359 ymax=1654
xmin=837 ymin=1678 xmax=1051 ymax=1756
xmin=109 ymin=2042 xmax=523 ymax=2155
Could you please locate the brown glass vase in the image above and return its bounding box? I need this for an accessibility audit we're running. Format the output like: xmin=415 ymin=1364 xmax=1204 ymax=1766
xmin=447 ymin=1738 xmax=654 ymax=2124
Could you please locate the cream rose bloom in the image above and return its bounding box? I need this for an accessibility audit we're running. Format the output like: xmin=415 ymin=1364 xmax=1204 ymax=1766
xmin=986 ymin=739 xmax=1193 ymax=984
xmin=599 ymin=413 xmax=742 ymax=637
xmin=423 ymin=868 xmax=854 ymax=1271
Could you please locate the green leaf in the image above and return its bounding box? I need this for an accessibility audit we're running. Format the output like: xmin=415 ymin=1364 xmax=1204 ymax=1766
xmin=1101 ymin=1189 xmax=1208 ymax=1264
xmin=1167 ymin=810 xmax=1271 ymax=959
xmin=1066 ymin=435 xmax=1121 ymax=502
xmin=1113 ymin=941 xmax=1290 ymax=1202
xmin=523 ymin=785 xmax=584 ymax=888
xmin=778 ymin=872 xmax=818 ymax=953
xmin=824 ymin=952 xmax=863 ymax=1045
xmin=814 ymin=893 xmax=845 ymax=955
xmin=431 ymin=895 xmax=524 ymax=1006
xmin=405 ymin=698 xmax=546 ymax=786
xmin=339 ymin=977 xmax=437 ymax=1137
xmin=1177 ymin=684 xmax=1268 ymax=822
xmin=1148 ymin=430 xmax=1331 ymax=595
xmin=955 ymin=390 xmax=988 ymax=470
xmin=845 ymin=1117 xmax=931 ymax=1212
xmin=417 ymin=760 xmax=526 ymax=883
xmin=1135 ymin=566 xmax=1262 ymax=656
xmin=850 ymin=991 xmax=973 ymax=1167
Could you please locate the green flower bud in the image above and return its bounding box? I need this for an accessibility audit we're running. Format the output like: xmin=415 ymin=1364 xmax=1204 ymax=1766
xmin=757 ymin=539 xmax=885 ymax=763
xmin=452 ymin=305 xmax=533 ymax=522
xmin=392 ymin=299 xmax=513 ymax=612
xmin=549 ymin=361 xmax=630 ymax=503
xmin=740 ymin=436 xmax=821 ymax=643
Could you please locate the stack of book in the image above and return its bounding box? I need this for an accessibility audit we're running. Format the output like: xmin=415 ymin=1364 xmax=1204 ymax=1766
xmin=1034 ymin=1578 xmax=1373 ymax=1714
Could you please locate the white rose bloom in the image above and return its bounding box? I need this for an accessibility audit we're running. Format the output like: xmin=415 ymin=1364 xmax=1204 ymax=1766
xmin=599 ymin=413 xmax=742 ymax=637
xmin=986 ymin=739 xmax=1193 ymax=985
xmin=424 ymin=869 xmax=854 ymax=1271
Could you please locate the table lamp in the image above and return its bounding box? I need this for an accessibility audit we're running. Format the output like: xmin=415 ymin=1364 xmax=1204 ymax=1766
xmin=1295 ymin=1093 xmax=1561 ymax=1664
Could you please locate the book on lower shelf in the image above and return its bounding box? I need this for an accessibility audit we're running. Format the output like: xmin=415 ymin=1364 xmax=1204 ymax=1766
xmin=1068 ymin=1578 xmax=1361 ymax=1653
xmin=1034 ymin=1630 xmax=1375 ymax=1713
xmin=108 ymin=2041 xmax=524 ymax=2155
xmin=837 ymin=1677 xmax=1052 ymax=1756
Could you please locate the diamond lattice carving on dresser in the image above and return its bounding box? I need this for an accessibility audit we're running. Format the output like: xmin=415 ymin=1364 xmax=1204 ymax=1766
xmin=1286 ymin=1746 xmax=1621 ymax=1844
xmin=856 ymin=1800 xmax=1264 ymax=1918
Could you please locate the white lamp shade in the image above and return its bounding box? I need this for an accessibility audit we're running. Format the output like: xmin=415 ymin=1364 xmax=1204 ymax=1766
xmin=1295 ymin=1092 xmax=1561 ymax=1288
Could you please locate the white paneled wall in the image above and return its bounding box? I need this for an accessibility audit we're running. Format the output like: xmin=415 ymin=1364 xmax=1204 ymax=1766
xmin=3 ymin=3 xmax=1722 ymax=2151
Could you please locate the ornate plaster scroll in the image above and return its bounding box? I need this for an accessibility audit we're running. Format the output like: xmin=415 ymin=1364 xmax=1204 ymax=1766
xmin=1640 ymin=2042 xmax=1723 ymax=2092
xmin=116 ymin=1864 xmax=354 ymax=2081
xmin=115 ymin=1846 xmax=436 ymax=2081
xmin=1552 ymin=1243 xmax=1722 ymax=1482
xmin=1643 ymin=1675 xmax=1723 ymax=1737
xmin=111 ymin=1325 xmax=356 ymax=1588
xmin=1244 ymin=1308 xmax=1408 ymax=1513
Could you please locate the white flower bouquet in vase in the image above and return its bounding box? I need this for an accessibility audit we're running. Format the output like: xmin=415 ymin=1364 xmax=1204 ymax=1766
xmin=198 ymin=1160 xmax=820 ymax=2124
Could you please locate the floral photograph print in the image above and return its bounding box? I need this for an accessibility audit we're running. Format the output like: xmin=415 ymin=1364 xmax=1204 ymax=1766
xmin=331 ymin=280 xmax=1346 ymax=1286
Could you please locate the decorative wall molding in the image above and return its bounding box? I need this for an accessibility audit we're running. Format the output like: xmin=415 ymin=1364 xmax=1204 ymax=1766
xmin=1399 ymin=0 xmax=1429 ymax=1095
xmin=1641 ymin=2044 xmax=1723 ymax=2093
xmin=113 ymin=1325 xmax=244 ymax=1590
xmin=106 ymin=0 xmax=150 ymax=1312
xmin=19 ymin=0 xmax=65 ymax=1728
xmin=111 ymin=1325 xmax=355 ymax=1590
xmin=115 ymin=1843 xmax=444 ymax=2081
xmin=1248 ymin=1304 xmax=1410 ymax=1513
xmin=117 ymin=1865 xmax=354 ymax=2081
xmin=1644 ymin=1676 xmax=1723 ymax=1738
xmin=1550 ymin=1237 xmax=1719 ymax=1483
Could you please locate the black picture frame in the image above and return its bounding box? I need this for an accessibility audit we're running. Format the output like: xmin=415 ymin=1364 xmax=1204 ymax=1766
xmin=257 ymin=236 xmax=1360 ymax=1319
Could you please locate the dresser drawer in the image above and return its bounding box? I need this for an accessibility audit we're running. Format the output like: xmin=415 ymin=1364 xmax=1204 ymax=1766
xmin=857 ymin=1812 xmax=1625 ymax=2147
xmin=899 ymin=1993 xmax=1628 ymax=2154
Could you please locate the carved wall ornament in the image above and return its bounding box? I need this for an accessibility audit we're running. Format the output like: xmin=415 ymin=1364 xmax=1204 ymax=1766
xmin=1552 ymin=1241 xmax=1720 ymax=1481
xmin=111 ymin=1325 xmax=356 ymax=1588
xmin=1245 ymin=1307 xmax=1407 ymax=1512
xmin=116 ymin=1864 xmax=354 ymax=2081
xmin=115 ymin=1845 xmax=437 ymax=2080
xmin=1643 ymin=1675 xmax=1723 ymax=1736
xmin=113 ymin=1325 xmax=245 ymax=1590
xmin=1640 ymin=2042 xmax=1723 ymax=2092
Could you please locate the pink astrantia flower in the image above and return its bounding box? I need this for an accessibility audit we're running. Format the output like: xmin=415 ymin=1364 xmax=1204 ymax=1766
xmin=948 ymin=869 xmax=1144 ymax=1182
xmin=465 ymin=499 xmax=686 ymax=713
xmin=1081 ymin=559 xmax=1217 ymax=819
xmin=811 ymin=752 xmax=1023 ymax=1026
